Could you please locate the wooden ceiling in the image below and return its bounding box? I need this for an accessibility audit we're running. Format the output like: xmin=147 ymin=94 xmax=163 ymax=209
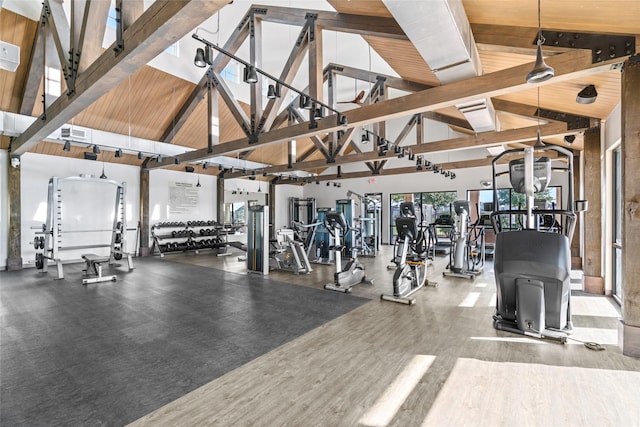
xmin=2 ymin=1 xmax=639 ymax=178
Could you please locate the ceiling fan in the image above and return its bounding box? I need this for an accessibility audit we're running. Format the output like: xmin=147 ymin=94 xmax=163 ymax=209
xmin=338 ymin=90 xmax=365 ymax=106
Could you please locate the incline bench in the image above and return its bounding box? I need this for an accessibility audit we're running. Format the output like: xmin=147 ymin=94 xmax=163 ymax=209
xmin=82 ymin=254 xmax=117 ymax=285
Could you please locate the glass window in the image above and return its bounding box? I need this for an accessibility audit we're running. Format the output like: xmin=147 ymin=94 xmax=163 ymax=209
xmin=45 ymin=66 xmax=61 ymax=97
xmin=389 ymin=191 xmax=456 ymax=242
xmin=220 ymin=64 xmax=240 ymax=84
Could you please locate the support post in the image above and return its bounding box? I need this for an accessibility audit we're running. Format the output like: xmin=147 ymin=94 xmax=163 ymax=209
xmin=217 ymin=175 xmax=225 ymax=225
xmin=583 ymin=126 xmax=604 ymax=293
xmin=621 ymin=55 xmax=640 ymax=358
xmin=139 ymin=168 xmax=150 ymax=256
xmin=6 ymin=155 xmax=22 ymax=270
xmin=269 ymin=180 xmax=276 ymax=240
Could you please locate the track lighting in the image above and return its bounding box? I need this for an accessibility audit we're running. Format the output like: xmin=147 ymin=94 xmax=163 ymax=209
xmin=63 ymin=141 xmax=71 ymax=151
xmin=157 ymin=155 xmax=163 ymax=163
xmin=194 ymin=47 xmax=206 ymax=68
xmin=243 ymin=65 xmax=258 ymax=84
xmin=262 ymin=169 xmax=267 ymax=177
xmin=315 ymin=106 xmax=324 ymax=118
xmin=115 ymin=148 xmax=122 ymax=158
xmin=267 ymin=83 xmax=281 ymax=99
xmin=93 ymin=145 xmax=100 ymax=154
xmin=218 ymin=164 xmax=223 ymax=171
xmin=202 ymin=162 xmax=208 ymax=169
xmin=339 ymin=114 xmax=348 ymax=126
xmin=576 ymin=84 xmax=598 ymax=104
xmin=185 ymin=166 xmax=195 ymax=173
xmin=137 ymin=151 xmax=143 ymax=160
xmin=299 ymin=95 xmax=311 ymax=109
xmin=362 ymin=131 xmax=370 ymax=144
xmin=174 ymin=157 xmax=180 ymax=165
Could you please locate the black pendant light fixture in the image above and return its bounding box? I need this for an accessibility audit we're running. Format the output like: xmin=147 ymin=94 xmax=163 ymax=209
xmin=100 ymin=162 xmax=107 ymax=179
xmin=526 ymin=0 xmax=554 ymax=84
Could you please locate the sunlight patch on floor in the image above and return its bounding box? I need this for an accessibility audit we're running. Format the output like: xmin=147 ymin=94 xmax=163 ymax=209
xmin=359 ymin=355 xmax=436 ymax=427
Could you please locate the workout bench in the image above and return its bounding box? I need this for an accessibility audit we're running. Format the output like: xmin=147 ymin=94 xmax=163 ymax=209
xmin=82 ymin=254 xmax=117 ymax=285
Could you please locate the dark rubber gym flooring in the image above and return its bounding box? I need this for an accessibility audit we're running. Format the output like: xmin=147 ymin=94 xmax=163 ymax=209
xmin=0 ymin=257 xmax=367 ymax=426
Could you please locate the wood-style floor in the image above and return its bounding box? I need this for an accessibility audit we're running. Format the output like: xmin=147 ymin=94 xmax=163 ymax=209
xmin=132 ymin=247 xmax=640 ymax=427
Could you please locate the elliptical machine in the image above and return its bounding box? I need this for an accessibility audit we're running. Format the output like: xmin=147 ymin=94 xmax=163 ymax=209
xmin=269 ymin=229 xmax=312 ymax=275
xmin=323 ymin=210 xmax=373 ymax=293
xmin=443 ymin=200 xmax=485 ymax=280
xmin=382 ymin=205 xmax=437 ymax=305
xmin=491 ymin=145 xmax=584 ymax=343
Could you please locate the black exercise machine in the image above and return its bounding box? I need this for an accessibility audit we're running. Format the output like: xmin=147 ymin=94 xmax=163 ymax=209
xmin=491 ymin=145 xmax=586 ymax=343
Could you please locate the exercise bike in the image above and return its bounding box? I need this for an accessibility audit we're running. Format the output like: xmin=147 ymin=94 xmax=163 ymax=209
xmin=323 ymin=211 xmax=373 ymax=293
xmin=382 ymin=214 xmax=437 ymax=305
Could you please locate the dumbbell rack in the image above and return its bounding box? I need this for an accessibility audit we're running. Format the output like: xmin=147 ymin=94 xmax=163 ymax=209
xmin=151 ymin=220 xmax=229 ymax=257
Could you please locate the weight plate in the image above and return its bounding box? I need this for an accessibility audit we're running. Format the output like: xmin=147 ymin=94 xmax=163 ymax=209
xmin=35 ymin=253 xmax=44 ymax=269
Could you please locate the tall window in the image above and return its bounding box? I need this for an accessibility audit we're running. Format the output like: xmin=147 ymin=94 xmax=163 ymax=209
xmin=389 ymin=191 xmax=456 ymax=242
xmin=612 ymin=147 xmax=623 ymax=302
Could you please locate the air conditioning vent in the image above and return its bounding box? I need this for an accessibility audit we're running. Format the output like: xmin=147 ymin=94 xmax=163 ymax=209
xmin=60 ymin=127 xmax=87 ymax=141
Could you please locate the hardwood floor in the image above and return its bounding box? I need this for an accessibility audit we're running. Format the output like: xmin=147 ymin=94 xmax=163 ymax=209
xmin=132 ymin=247 xmax=640 ymax=427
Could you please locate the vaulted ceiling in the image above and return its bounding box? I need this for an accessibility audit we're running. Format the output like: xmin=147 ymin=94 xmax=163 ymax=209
xmin=1 ymin=0 xmax=638 ymax=181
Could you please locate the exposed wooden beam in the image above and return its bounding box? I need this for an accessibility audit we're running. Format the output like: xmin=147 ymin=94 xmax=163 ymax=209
xmin=20 ymin=18 xmax=45 ymax=115
xmin=210 ymin=71 xmax=252 ymax=136
xmin=422 ymin=111 xmax=473 ymax=131
xmin=249 ymin=15 xmax=263 ymax=135
xmin=258 ymin=23 xmax=310 ymax=133
xmin=11 ymin=0 xmax=229 ymax=156
xmin=148 ymin=49 xmax=602 ymax=170
xmin=315 ymin=151 xmax=562 ymax=181
xmin=73 ymin=0 xmax=110 ymax=74
xmin=256 ymin=5 xmax=407 ymax=40
xmin=226 ymin=122 xmax=569 ymax=178
xmin=161 ymin=14 xmax=251 ymax=143
xmin=327 ymin=63 xmax=433 ymax=93
xmin=289 ymin=108 xmax=331 ymax=160
xmin=120 ymin=0 xmax=144 ymax=29
xmin=77 ymin=0 xmax=111 ymax=73
xmin=44 ymin=0 xmax=72 ymax=88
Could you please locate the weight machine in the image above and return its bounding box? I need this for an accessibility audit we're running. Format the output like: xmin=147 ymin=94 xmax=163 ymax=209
xmin=335 ymin=199 xmax=355 ymax=258
xmin=443 ymin=200 xmax=485 ymax=280
xmin=32 ymin=176 xmax=134 ymax=282
xmin=346 ymin=190 xmax=381 ymax=257
xmin=491 ymin=145 xmax=585 ymax=342
xmin=247 ymin=204 xmax=269 ymax=275
xmin=289 ymin=197 xmax=316 ymax=227
xmin=311 ymin=207 xmax=333 ymax=264
xmin=382 ymin=202 xmax=437 ymax=305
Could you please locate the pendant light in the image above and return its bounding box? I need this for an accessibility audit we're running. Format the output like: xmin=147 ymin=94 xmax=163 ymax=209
xmin=526 ymin=0 xmax=554 ymax=84
xmin=100 ymin=162 xmax=107 ymax=179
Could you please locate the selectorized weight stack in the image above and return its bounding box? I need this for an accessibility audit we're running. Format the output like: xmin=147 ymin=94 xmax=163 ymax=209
xmin=247 ymin=204 xmax=269 ymax=275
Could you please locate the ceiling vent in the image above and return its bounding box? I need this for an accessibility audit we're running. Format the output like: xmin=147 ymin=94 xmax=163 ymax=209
xmin=60 ymin=127 xmax=88 ymax=141
xmin=382 ymin=0 xmax=498 ymax=132
xmin=0 ymin=41 xmax=20 ymax=72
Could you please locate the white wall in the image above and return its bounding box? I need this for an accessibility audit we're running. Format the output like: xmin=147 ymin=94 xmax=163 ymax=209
xmin=20 ymin=153 xmax=140 ymax=267
xmin=0 ymin=150 xmax=8 ymax=269
xmin=149 ymin=169 xmax=217 ymax=223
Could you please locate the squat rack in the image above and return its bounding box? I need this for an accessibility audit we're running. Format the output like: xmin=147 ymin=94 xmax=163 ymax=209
xmin=33 ymin=176 xmax=134 ymax=279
